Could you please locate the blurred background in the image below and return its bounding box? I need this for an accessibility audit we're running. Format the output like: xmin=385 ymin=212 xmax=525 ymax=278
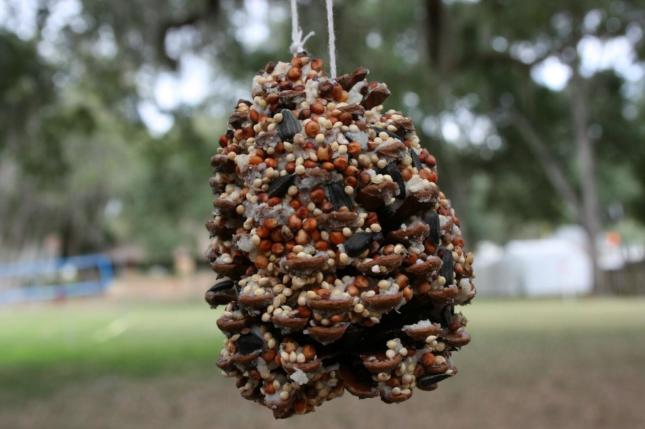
xmin=1 ymin=0 xmax=644 ymax=428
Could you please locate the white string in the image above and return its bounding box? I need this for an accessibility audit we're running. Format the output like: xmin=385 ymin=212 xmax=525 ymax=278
xmin=289 ymin=0 xmax=315 ymax=54
xmin=325 ymin=0 xmax=337 ymax=79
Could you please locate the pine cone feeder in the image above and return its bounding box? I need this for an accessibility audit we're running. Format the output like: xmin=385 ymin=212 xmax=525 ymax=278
xmin=206 ymin=53 xmax=476 ymax=418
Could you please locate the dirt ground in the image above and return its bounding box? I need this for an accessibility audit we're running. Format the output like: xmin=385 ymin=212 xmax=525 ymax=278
xmin=3 ymin=328 xmax=644 ymax=428
xmin=2 ymin=358 xmax=643 ymax=429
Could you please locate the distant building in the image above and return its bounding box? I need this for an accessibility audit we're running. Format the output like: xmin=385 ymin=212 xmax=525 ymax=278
xmin=473 ymin=226 xmax=643 ymax=297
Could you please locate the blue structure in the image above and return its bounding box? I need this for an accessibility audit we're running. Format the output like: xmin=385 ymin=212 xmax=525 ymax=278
xmin=0 ymin=254 xmax=114 ymax=305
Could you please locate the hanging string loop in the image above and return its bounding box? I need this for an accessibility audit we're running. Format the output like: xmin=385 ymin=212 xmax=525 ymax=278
xmin=325 ymin=0 xmax=337 ymax=79
xmin=289 ymin=0 xmax=315 ymax=54
xmin=289 ymin=0 xmax=337 ymax=79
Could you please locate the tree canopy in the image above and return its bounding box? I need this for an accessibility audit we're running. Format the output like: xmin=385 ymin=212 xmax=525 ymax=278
xmin=1 ymin=0 xmax=643 ymax=264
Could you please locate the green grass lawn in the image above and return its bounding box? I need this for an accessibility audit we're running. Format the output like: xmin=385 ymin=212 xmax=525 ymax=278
xmin=0 ymin=301 xmax=222 ymax=400
xmin=1 ymin=297 xmax=644 ymax=402
xmin=0 ymin=302 xmax=222 ymax=370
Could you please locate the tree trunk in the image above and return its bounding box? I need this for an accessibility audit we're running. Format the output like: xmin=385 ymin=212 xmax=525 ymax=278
xmin=571 ymin=70 xmax=603 ymax=293
xmin=511 ymin=111 xmax=581 ymax=219
xmin=425 ymin=0 xmax=443 ymax=67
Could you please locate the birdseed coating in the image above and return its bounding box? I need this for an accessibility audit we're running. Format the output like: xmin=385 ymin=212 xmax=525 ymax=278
xmin=206 ymin=53 xmax=476 ymax=418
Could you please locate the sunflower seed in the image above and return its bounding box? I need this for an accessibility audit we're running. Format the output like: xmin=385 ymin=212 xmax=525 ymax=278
xmin=236 ymin=333 xmax=264 ymax=355
xmin=344 ymin=232 xmax=373 ymax=257
xmin=440 ymin=304 xmax=454 ymax=327
xmin=376 ymin=199 xmax=404 ymax=232
xmin=439 ymin=247 xmax=454 ymax=286
xmin=209 ymin=277 xmax=235 ymax=293
xmin=381 ymin=162 xmax=406 ymax=200
xmin=410 ymin=148 xmax=422 ymax=170
xmin=425 ymin=211 xmax=440 ymax=246
xmin=325 ymin=182 xmax=354 ymax=210
xmin=268 ymin=173 xmax=296 ymax=198
xmin=277 ymin=109 xmax=302 ymax=141
xmin=204 ymin=278 xmax=236 ymax=307
xmin=417 ymin=373 xmax=452 ymax=389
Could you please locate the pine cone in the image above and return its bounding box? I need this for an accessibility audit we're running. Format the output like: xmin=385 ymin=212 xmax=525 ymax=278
xmin=206 ymin=53 xmax=476 ymax=418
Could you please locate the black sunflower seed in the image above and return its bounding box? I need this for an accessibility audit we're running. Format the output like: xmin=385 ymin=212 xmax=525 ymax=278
xmin=377 ymin=200 xmax=404 ymax=232
xmin=277 ymin=109 xmax=302 ymax=141
xmin=344 ymin=232 xmax=373 ymax=257
xmin=439 ymin=247 xmax=454 ymax=286
xmin=204 ymin=278 xmax=236 ymax=307
xmin=268 ymin=173 xmax=295 ymax=198
xmin=325 ymin=182 xmax=354 ymax=210
xmin=417 ymin=373 xmax=452 ymax=389
xmin=236 ymin=333 xmax=264 ymax=355
xmin=440 ymin=304 xmax=454 ymax=327
xmin=380 ymin=162 xmax=406 ymax=200
xmin=209 ymin=278 xmax=235 ymax=293
xmin=425 ymin=211 xmax=440 ymax=246
xmin=410 ymin=148 xmax=422 ymax=170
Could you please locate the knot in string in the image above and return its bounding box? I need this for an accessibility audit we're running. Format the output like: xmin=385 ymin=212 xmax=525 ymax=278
xmin=289 ymin=0 xmax=315 ymax=54
xmin=288 ymin=0 xmax=337 ymax=80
